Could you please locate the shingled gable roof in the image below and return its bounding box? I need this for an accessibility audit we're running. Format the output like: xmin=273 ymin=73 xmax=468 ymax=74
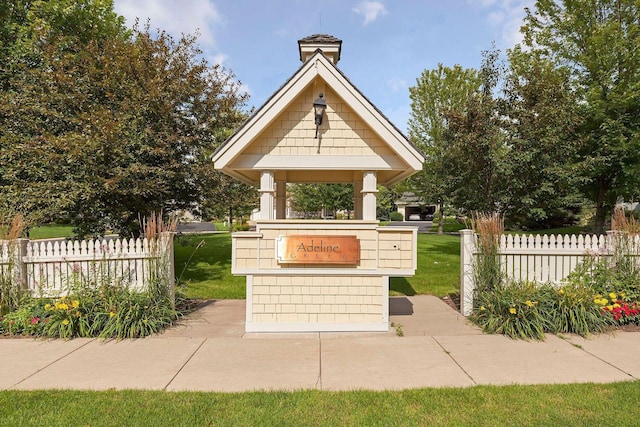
xmin=211 ymin=49 xmax=425 ymax=186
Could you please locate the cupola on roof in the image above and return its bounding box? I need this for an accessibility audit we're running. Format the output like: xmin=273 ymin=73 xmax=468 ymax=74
xmin=298 ymin=34 xmax=342 ymax=64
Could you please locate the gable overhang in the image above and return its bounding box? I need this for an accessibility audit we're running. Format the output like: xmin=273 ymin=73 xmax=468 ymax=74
xmin=212 ymin=51 xmax=425 ymax=187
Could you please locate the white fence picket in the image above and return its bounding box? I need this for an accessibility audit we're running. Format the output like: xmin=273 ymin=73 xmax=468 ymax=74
xmin=459 ymin=229 xmax=621 ymax=316
xmin=0 ymin=234 xmax=173 ymax=298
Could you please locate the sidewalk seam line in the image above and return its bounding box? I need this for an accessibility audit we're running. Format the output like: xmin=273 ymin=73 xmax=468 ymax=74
xmin=8 ymin=338 xmax=97 ymax=390
xmin=432 ymin=336 xmax=477 ymax=385
xmin=163 ymin=338 xmax=207 ymax=391
xmin=561 ymin=336 xmax=638 ymax=381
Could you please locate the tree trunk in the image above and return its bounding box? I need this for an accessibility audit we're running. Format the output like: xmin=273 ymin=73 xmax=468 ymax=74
xmin=595 ymin=179 xmax=607 ymax=234
xmin=437 ymin=202 xmax=444 ymax=234
xmin=228 ymin=206 xmax=233 ymax=232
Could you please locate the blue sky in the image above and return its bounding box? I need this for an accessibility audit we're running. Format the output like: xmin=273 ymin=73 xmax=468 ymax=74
xmin=113 ymin=0 xmax=533 ymax=133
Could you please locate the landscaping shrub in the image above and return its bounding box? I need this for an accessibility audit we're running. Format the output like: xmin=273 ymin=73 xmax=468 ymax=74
xmin=389 ymin=212 xmax=404 ymax=221
xmin=471 ymin=281 xmax=551 ymax=340
xmin=543 ymin=283 xmax=613 ymax=336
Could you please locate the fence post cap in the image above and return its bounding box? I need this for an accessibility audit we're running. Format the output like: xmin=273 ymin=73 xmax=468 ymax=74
xmin=459 ymin=229 xmax=474 ymax=235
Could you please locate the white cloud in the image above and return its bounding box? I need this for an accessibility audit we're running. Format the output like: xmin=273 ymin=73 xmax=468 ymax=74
xmin=387 ymin=77 xmax=407 ymax=93
xmin=352 ymin=1 xmax=388 ymax=26
xmin=114 ymin=0 xmax=222 ymax=48
xmin=479 ymin=0 xmax=533 ymax=48
xmin=211 ymin=53 xmax=227 ymax=66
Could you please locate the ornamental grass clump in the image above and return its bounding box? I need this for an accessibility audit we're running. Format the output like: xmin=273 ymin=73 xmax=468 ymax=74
xmin=141 ymin=211 xmax=178 ymax=306
xmin=471 ymin=212 xmax=505 ymax=291
xmin=0 ymin=214 xmax=27 ymax=316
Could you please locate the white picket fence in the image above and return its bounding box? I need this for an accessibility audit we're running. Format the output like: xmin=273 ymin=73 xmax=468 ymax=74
xmin=460 ymin=229 xmax=617 ymax=316
xmin=0 ymin=233 xmax=174 ymax=298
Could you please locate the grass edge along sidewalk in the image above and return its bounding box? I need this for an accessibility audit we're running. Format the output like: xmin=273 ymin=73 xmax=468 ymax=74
xmin=1 ymin=381 xmax=639 ymax=426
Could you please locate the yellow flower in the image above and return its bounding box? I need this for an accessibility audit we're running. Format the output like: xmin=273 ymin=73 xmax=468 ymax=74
xmin=621 ymin=292 xmax=627 ymax=298
xmin=525 ymin=300 xmax=535 ymax=307
xmin=613 ymin=303 xmax=621 ymax=309
xmin=72 ymin=300 xmax=80 ymax=308
xmin=607 ymin=305 xmax=614 ymax=311
xmin=59 ymin=303 xmax=68 ymax=310
xmin=609 ymin=292 xmax=617 ymax=300
xmin=62 ymin=319 xmax=69 ymax=325
xmin=558 ymin=289 xmax=565 ymax=295
xmin=509 ymin=307 xmax=517 ymax=315
xmin=480 ymin=306 xmax=486 ymax=311
xmin=109 ymin=311 xmax=116 ymax=318
xmin=45 ymin=303 xmax=51 ymax=310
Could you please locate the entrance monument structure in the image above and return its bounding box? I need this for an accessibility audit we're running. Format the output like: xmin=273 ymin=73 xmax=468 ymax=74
xmin=212 ymin=35 xmax=425 ymax=332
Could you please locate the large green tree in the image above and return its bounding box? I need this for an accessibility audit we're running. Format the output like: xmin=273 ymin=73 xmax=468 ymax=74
xmin=0 ymin=1 xmax=248 ymax=236
xmin=289 ymin=184 xmax=354 ymax=219
xmin=522 ymin=0 xmax=640 ymax=232
xmin=500 ymin=47 xmax=587 ymax=228
xmin=440 ymin=49 xmax=510 ymax=215
xmin=408 ymin=64 xmax=481 ymax=232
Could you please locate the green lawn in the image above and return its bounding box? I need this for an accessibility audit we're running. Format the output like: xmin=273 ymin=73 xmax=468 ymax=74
xmin=27 ymin=224 xmax=75 ymax=239
xmin=173 ymin=233 xmax=246 ymax=299
xmin=2 ymin=382 xmax=639 ymax=426
xmin=390 ymin=233 xmax=459 ymax=297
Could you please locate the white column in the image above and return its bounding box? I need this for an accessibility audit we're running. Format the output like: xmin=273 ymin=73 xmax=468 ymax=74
xmin=259 ymin=170 xmax=275 ymax=220
xmin=459 ymin=229 xmax=477 ymax=316
xmin=276 ymin=180 xmax=286 ymax=219
xmin=361 ymin=171 xmax=378 ymax=220
xmin=353 ymin=179 xmax=363 ymax=220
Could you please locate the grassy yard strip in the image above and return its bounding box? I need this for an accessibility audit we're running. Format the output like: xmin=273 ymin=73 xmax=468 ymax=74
xmin=173 ymin=233 xmax=246 ymax=299
xmin=1 ymin=382 xmax=638 ymax=426
xmin=391 ymin=233 xmax=460 ymax=297
xmin=27 ymin=224 xmax=75 ymax=239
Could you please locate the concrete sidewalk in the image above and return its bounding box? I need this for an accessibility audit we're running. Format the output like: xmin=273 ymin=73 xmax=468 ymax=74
xmin=1 ymin=296 xmax=638 ymax=392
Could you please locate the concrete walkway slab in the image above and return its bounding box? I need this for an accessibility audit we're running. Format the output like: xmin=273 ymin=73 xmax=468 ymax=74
xmin=167 ymin=338 xmax=320 ymax=392
xmin=162 ymin=300 xmax=246 ymax=338
xmin=435 ymin=334 xmax=634 ymax=386
xmin=390 ymin=295 xmax=483 ymax=336
xmin=12 ymin=337 xmax=204 ymax=391
xmin=320 ymin=336 xmax=475 ymax=390
xmin=2 ymin=297 xmax=639 ymax=392
xmin=0 ymin=338 xmax=94 ymax=390
xmin=566 ymin=332 xmax=640 ymax=379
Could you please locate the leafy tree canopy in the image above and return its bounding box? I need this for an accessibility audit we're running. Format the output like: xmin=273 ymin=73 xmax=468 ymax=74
xmin=0 ymin=0 xmax=249 ymax=237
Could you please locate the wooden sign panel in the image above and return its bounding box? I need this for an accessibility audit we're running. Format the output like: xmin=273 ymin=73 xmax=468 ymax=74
xmin=276 ymin=235 xmax=360 ymax=264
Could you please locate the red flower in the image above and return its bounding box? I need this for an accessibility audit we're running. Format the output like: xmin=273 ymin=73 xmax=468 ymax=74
xmin=30 ymin=317 xmax=40 ymax=325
